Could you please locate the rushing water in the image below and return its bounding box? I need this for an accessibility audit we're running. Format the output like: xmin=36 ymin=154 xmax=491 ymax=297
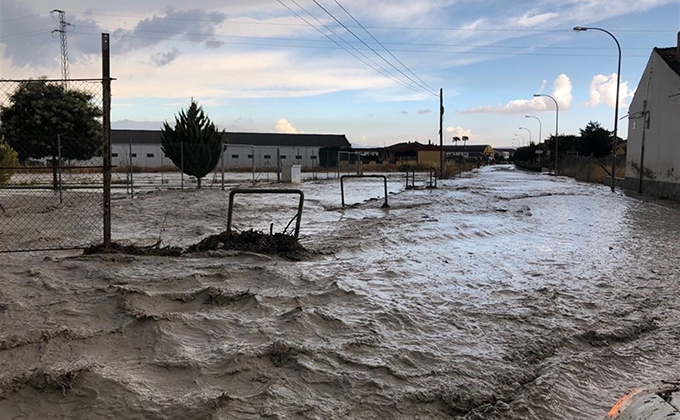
xmin=1 ymin=165 xmax=678 ymax=419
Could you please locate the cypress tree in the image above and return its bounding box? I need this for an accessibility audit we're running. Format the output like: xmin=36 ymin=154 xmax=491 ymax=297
xmin=161 ymin=100 xmax=224 ymax=188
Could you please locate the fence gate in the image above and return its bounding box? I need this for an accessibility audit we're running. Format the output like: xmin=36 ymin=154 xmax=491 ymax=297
xmin=0 ymin=76 xmax=110 ymax=252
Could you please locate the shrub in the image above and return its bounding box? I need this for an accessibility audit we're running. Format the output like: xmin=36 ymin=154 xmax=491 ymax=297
xmin=0 ymin=137 xmax=19 ymax=185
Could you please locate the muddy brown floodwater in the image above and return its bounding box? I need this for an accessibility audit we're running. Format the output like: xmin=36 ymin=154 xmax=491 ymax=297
xmin=1 ymin=165 xmax=679 ymax=419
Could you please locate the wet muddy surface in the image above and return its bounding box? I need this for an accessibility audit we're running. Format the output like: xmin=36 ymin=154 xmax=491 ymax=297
xmin=1 ymin=165 xmax=679 ymax=419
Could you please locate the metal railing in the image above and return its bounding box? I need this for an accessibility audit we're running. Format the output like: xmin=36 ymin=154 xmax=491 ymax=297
xmin=340 ymin=175 xmax=389 ymax=208
xmin=226 ymin=188 xmax=305 ymax=239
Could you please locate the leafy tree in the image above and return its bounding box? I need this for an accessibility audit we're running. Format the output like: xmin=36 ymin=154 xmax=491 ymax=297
xmin=0 ymin=136 xmax=19 ymax=185
xmin=161 ymin=100 xmax=224 ymax=188
xmin=545 ymin=134 xmax=578 ymax=156
xmin=579 ymin=121 xmax=612 ymax=158
xmin=0 ymin=79 xmax=102 ymax=161
xmin=513 ymin=142 xmax=540 ymax=163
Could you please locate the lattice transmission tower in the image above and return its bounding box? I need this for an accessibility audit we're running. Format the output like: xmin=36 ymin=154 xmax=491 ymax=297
xmin=51 ymin=9 xmax=73 ymax=83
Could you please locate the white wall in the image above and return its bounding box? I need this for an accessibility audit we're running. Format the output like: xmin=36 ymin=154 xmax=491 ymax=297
xmin=111 ymin=143 xmax=322 ymax=170
xmin=627 ymin=51 xmax=680 ymax=186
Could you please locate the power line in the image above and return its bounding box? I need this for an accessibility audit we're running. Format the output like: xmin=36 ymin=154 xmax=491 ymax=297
xmin=3 ymin=24 xmax=654 ymax=51
xmin=276 ymin=0 xmax=428 ymax=96
xmin=287 ymin=0 xmax=431 ymax=95
xmin=64 ymin=11 xmax=677 ymax=33
xmin=333 ymin=0 xmax=437 ymax=94
xmin=3 ymin=27 xmax=649 ymax=58
xmin=311 ymin=0 xmax=437 ymax=96
xmin=0 ymin=13 xmax=46 ymax=24
xmin=52 ymin=30 xmax=650 ymax=58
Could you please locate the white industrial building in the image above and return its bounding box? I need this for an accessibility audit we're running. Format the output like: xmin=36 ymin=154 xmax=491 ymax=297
xmin=111 ymin=130 xmax=352 ymax=170
xmin=625 ymin=33 xmax=680 ymax=200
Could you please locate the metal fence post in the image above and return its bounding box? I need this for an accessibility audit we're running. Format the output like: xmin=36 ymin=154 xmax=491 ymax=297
xmin=128 ymin=137 xmax=134 ymax=198
xmin=181 ymin=141 xmax=184 ymax=190
xmin=160 ymin=147 xmax=164 ymax=185
xmin=277 ymin=147 xmax=281 ymax=182
xmin=102 ymin=33 xmax=112 ymax=246
xmin=252 ymin=145 xmax=255 ymax=183
xmin=57 ymin=134 xmax=63 ymax=204
xmin=221 ymin=141 xmax=225 ymax=191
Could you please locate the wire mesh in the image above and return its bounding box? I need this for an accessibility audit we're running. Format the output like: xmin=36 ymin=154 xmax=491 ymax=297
xmin=0 ymin=79 xmax=105 ymax=252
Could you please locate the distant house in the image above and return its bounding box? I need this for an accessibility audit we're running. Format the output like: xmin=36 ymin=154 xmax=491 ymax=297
xmin=443 ymin=145 xmax=494 ymax=160
xmin=625 ymin=32 xmax=680 ymax=199
xmin=354 ymin=141 xmax=493 ymax=167
xmin=494 ymin=148 xmax=516 ymax=160
xmin=416 ymin=144 xmax=494 ymax=166
xmin=111 ymin=130 xmax=351 ymax=169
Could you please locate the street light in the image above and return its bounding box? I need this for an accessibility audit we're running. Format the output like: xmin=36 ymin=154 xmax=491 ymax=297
xmin=518 ymin=127 xmax=532 ymax=145
xmin=525 ymin=115 xmax=542 ymax=145
xmin=574 ymin=26 xmax=621 ymax=192
xmin=514 ymin=133 xmax=526 ymax=147
xmin=533 ymin=93 xmax=559 ymax=175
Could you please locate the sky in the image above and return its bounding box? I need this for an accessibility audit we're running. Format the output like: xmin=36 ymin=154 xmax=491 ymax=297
xmin=1 ymin=0 xmax=679 ymax=148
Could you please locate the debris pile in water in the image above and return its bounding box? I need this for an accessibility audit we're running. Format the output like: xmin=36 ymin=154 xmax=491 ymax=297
xmin=187 ymin=229 xmax=308 ymax=260
xmin=83 ymin=230 xmax=308 ymax=260
xmin=83 ymin=241 xmax=183 ymax=257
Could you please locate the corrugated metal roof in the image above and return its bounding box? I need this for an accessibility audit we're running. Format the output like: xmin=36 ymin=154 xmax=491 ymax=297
xmin=111 ymin=129 xmax=351 ymax=148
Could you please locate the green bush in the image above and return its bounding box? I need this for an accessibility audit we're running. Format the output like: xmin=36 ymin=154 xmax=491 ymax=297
xmin=0 ymin=137 xmax=19 ymax=185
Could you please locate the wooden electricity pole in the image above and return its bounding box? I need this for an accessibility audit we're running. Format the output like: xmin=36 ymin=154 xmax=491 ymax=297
xmin=439 ymin=88 xmax=444 ymax=178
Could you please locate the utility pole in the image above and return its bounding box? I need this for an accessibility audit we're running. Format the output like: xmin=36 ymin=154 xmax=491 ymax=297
xmin=439 ymin=88 xmax=444 ymax=178
xmin=51 ymin=9 xmax=72 ymax=84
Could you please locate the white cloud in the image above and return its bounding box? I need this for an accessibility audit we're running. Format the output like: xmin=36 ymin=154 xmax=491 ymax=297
xmin=513 ymin=12 xmax=559 ymax=27
xmin=584 ymin=73 xmax=636 ymax=108
xmin=417 ymin=109 xmax=432 ymax=115
xmin=551 ymin=73 xmax=573 ymax=109
xmin=274 ymin=118 xmax=299 ymax=133
xmin=446 ymin=126 xmax=473 ymax=138
xmin=459 ymin=74 xmax=572 ymax=114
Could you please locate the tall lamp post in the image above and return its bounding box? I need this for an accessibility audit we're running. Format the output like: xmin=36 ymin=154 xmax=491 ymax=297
xmin=525 ymin=115 xmax=542 ymax=145
xmin=574 ymin=26 xmax=621 ymax=192
xmin=514 ymin=133 xmax=526 ymax=147
xmin=533 ymin=93 xmax=559 ymax=175
xmin=518 ymin=127 xmax=532 ymax=145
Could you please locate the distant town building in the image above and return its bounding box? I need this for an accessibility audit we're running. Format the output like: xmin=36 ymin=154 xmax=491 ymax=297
xmin=625 ymin=32 xmax=680 ymax=200
xmin=357 ymin=142 xmax=494 ymax=166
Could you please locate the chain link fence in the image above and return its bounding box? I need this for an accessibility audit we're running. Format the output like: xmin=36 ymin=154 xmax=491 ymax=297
xmin=0 ymin=79 xmax=107 ymax=252
xmin=109 ymin=143 xmax=334 ymax=194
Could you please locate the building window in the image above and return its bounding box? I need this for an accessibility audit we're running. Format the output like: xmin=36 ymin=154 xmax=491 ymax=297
xmin=112 ymin=153 xmax=119 ymax=157
xmin=310 ymin=156 xmax=317 ymax=160
xmin=130 ymin=153 xmax=137 ymax=158
xmin=280 ymin=155 xmax=287 ymax=159
xmin=295 ymin=155 xmax=302 ymax=160
xmin=264 ymin=155 xmax=271 ymax=159
xmin=147 ymin=153 xmax=154 ymax=158
xmin=231 ymin=154 xmax=239 ymax=159
xmin=247 ymin=154 xmax=253 ymax=159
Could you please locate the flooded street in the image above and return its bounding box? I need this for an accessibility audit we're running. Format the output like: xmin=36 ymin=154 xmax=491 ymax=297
xmin=1 ymin=165 xmax=679 ymax=419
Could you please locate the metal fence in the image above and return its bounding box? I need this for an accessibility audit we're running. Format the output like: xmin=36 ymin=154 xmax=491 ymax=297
xmin=109 ymin=144 xmax=349 ymax=195
xmin=0 ymin=78 xmax=109 ymax=252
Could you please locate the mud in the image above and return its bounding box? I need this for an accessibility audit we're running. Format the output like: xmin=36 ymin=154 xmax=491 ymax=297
xmin=0 ymin=166 xmax=679 ymax=419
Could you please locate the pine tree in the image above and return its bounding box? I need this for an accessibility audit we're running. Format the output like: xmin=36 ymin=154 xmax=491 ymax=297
xmin=161 ymin=100 xmax=224 ymax=188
